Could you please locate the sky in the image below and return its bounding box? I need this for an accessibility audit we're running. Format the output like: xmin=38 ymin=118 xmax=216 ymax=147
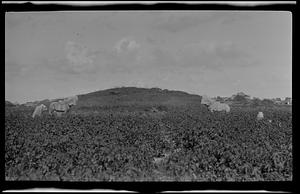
xmin=5 ymin=11 xmax=292 ymax=104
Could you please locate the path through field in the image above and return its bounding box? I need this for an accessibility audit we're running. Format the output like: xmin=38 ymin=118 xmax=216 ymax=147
xmin=150 ymin=117 xmax=184 ymax=181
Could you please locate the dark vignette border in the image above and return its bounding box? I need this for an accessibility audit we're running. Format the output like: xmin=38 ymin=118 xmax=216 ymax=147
xmin=2 ymin=1 xmax=297 ymax=193
xmin=1 ymin=2 xmax=298 ymax=11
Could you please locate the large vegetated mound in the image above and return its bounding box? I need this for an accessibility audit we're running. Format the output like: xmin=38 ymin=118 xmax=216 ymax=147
xmin=76 ymin=87 xmax=202 ymax=109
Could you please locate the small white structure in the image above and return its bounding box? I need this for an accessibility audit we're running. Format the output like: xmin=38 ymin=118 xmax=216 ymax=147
xmin=284 ymin=97 xmax=292 ymax=105
xmin=48 ymin=95 xmax=78 ymax=117
xmin=64 ymin=95 xmax=79 ymax=106
xmin=208 ymin=101 xmax=230 ymax=113
xmin=201 ymin=95 xmax=215 ymax=106
xmin=257 ymin=112 xmax=264 ymax=120
xmin=49 ymin=101 xmax=70 ymax=116
xmin=32 ymin=104 xmax=47 ymax=118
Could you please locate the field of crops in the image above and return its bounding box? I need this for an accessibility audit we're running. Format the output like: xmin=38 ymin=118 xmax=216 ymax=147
xmin=5 ymin=104 xmax=292 ymax=181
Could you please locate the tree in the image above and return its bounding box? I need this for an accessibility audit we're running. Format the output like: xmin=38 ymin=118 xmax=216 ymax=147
xmin=233 ymin=95 xmax=247 ymax=102
xmin=261 ymin=99 xmax=275 ymax=106
xmin=216 ymin=96 xmax=223 ymax=102
xmin=251 ymin=98 xmax=262 ymax=106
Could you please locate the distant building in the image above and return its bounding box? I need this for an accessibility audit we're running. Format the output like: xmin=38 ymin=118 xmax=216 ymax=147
xmin=272 ymin=98 xmax=282 ymax=104
xmin=284 ymin=97 xmax=292 ymax=105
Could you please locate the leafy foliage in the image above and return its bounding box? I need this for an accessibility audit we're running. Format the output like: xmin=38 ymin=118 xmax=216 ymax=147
xmin=5 ymin=103 xmax=292 ymax=181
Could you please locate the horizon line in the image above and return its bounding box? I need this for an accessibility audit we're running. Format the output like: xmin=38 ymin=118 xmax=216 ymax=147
xmin=5 ymin=86 xmax=292 ymax=104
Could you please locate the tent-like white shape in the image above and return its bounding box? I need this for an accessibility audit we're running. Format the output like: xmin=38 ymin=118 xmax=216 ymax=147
xmin=257 ymin=112 xmax=264 ymax=120
xmin=32 ymin=104 xmax=47 ymax=118
xmin=201 ymin=95 xmax=215 ymax=106
xmin=208 ymin=101 xmax=230 ymax=113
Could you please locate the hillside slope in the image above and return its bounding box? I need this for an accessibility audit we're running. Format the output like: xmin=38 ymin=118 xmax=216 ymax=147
xmin=5 ymin=100 xmax=16 ymax=107
xmin=77 ymin=87 xmax=202 ymax=108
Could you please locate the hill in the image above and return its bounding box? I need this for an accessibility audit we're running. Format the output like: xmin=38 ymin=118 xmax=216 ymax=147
xmin=77 ymin=87 xmax=203 ymax=109
xmin=15 ymin=87 xmax=289 ymax=111
xmin=5 ymin=100 xmax=16 ymax=107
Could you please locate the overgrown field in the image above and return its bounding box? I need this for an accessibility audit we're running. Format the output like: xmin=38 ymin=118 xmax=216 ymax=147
xmin=5 ymin=104 xmax=292 ymax=181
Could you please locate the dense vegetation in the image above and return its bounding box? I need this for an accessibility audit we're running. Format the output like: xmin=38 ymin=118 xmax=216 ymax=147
xmin=5 ymin=101 xmax=292 ymax=181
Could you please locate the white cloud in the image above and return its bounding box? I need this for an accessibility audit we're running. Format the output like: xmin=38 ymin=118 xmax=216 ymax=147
xmin=176 ymin=41 xmax=255 ymax=70
xmin=114 ymin=37 xmax=140 ymax=54
xmin=97 ymin=37 xmax=153 ymax=73
xmin=153 ymin=12 xmax=252 ymax=33
xmin=65 ymin=41 xmax=96 ymax=73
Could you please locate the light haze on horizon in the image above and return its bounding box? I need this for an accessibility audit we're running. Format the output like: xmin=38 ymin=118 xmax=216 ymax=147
xmin=5 ymin=11 xmax=292 ymax=104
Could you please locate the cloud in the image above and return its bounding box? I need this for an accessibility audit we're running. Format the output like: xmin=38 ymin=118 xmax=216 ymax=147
xmin=59 ymin=38 xmax=255 ymax=78
xmin=153 ymin=12 xmax=252 ymax=33
xmin=114 ymin=37 xmax=140 ymax=54
xmin=92 ymin=37 xmax=178 ymax=75
xmin=154 ymin=13 xmax=203 ymax=33
xmin=65 ymin=41 xmax=96 ymax=74
xmin=105 ymin=38 xmax=255 ymax=75
xmin=5 ymin=13 xmax=33 ymax=30
xmin=96 ymin=37 xmax=147 ymax=74
xmin=176 ymin=41 xmax=256 ymax=70
xmin=46 ymin=38 xmax=143 ymax=76
xmin=5 ymin=49 xmax=40 ymax=78
xmin=148 ymin=47 xmax=178 ymax=68
xmin=216 ymin=12 xmax=253 ymax=25
xmin=68 ymin=38 xmax=256 ymax=77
